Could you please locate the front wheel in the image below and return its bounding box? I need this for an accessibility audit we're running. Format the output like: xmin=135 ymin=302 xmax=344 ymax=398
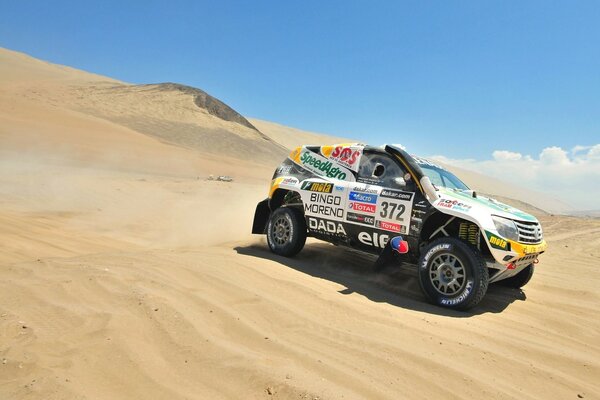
xmin=266 ymin=207 xmax=307 ymax=257
xmin=418 ymin=238 xmax=489 ymax=310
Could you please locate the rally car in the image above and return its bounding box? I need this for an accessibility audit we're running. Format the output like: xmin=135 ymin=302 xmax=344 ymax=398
xmin=252 ymin=144 xmax=547 ymax=310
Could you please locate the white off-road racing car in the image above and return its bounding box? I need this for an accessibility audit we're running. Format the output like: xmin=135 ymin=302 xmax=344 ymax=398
xmin=252 ymin=144 xmax=547 ymax=310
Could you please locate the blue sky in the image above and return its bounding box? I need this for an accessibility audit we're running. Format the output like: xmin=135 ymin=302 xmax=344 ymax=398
xmin=1 ymin=1 xmax=599 ymax=209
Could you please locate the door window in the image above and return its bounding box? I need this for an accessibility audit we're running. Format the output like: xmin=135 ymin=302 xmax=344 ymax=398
xmin=357 ymin=152 xmax=414 ymax=190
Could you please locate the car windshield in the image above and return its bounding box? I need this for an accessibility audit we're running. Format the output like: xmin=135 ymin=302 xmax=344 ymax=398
xmin=418 ymin=162 xmax=470 ymax=191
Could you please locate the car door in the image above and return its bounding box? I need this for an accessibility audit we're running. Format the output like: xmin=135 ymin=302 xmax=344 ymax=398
xmin=346 ymin=151 xmax=417 ymax=253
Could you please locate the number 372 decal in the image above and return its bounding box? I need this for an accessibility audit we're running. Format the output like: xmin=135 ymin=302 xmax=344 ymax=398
xmin=379 ymin=201 xmax=406 ymax=221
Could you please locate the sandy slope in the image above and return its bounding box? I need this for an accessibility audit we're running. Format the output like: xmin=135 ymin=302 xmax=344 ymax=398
xmin=1 ymin=47 xmax=599 ymax=399
xmin=1 ymin=173 xmax=599 ymax=399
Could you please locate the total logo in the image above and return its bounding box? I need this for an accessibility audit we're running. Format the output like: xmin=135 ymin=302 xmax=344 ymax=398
xmin=349 ymin=202 xmax=376 ymax=213
xmin=376 ymin=220 xmax=402 ymax=233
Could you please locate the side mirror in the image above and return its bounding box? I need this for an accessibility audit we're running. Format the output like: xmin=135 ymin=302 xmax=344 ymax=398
xmin=393 ymin=177 xmax=407 ymax=187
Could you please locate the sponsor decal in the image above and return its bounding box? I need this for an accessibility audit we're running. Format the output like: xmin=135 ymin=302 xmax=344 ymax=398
xmin=281 ymin=177 xmax=299 ymax=186
xmin=304 ymin=192 xmax=343 ymax=218
xmin=390 ymin=236 xmax=409 ymax=254
xmin=440 ymin=280 xmax=473 ymax=305
xmin=329 ymin=146 xmax=363 ymax=172
xmin=349 ymin=202 xmax=376 ymax=214
xmin=357 ymin=177 xmax=381 ymax=185
xmin=308 ymin=217 xmax=347 ymax=236
xmin=376 ymin=220 xmax=402 ymax=233
xmin=421 ymin=243 xmax=452 ymax=269
xmin=351 ymin=185 xmax=378 ymax=195
xmin=346 ymin=212 xmax=375 ymax=226
xmin=358 ymin=231 xmax=390 ymax=248
xmin=349 ymin=191 xmax=377 ymax=204
xmin=379 ymin=201 xmax=406 ymax=221
xmin=438 ymin=198 xmax=472 ymax=212
xmin=414 ymin=200 xmax=428 ymax=209
xmin=413 ymin=156 xmax=445 ymax=170
xmin=301 ymin=181 xmax=333 ymax=193
xmin=298 ymin=150 xmax=349 ymax=180
xmin=380 ymin=189 xmax=413 ymax=201
xmin=277 ymin=164 xmax=293 ymax=175
xmin=486 ymin=231 xmax=511 ymax=251
xmin=309 ymin=193 xmax=341 ymax=205
xmin=304 ymin=203 xmax=343 ymax=218
xmin=334 ymin=185 xmax=345 ymax=192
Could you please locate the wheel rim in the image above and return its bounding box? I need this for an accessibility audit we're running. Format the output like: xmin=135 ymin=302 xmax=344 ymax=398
xmin=271 ymin=216 xmax=291 ymax=245
xmin=429 ymin=252 xmax=466 ymax=295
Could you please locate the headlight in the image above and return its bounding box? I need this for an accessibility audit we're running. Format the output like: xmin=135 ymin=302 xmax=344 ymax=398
xmin=492 ymin=216 xmax=519 ymax=242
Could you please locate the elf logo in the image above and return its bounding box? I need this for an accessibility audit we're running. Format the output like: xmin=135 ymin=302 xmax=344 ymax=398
xmin=358 ymin=231 xmax=390 ymax=248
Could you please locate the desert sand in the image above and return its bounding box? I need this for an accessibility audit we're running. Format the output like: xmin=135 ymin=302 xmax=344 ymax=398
xmin=1 ymin=47 xmax=599 ymax=399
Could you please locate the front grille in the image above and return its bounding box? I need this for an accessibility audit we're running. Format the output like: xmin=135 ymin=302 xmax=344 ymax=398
xmin=514 ymin=220 xmax=543 ymax=243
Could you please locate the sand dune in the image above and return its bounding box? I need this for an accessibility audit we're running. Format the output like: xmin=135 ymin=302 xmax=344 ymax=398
xmin=1 ymin=47 xmax=599 ymax=400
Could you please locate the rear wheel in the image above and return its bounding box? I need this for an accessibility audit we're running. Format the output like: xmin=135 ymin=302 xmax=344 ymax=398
xmin=266 ymin=207 xmax=306 ymax=257
xmin=418 ymin=238 xmax=489 ymax=310
xmin=498 ymin=264 xmax=534 ymax=288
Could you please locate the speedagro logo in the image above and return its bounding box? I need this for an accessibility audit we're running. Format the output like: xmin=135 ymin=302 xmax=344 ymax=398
xmin=300 ymin=151 xmax=347 ymax=180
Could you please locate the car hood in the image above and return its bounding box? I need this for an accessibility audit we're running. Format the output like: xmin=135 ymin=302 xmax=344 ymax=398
xmin=434 ymin=187 xmax=538 ymax=223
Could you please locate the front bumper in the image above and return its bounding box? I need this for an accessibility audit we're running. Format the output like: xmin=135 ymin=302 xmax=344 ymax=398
xmin=486 ymin=239 xmax=546 ymax=283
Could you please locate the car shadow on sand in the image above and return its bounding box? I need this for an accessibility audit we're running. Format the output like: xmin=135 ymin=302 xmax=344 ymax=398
xmin=234 ymin=242 xmax=527 ymax=317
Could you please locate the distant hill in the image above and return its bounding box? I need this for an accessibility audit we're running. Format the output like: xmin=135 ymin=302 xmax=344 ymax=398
xmin=0 ymin=46 xmax=578 ymax=214
xmin=0 ymin=47 xmax=287 ymax=166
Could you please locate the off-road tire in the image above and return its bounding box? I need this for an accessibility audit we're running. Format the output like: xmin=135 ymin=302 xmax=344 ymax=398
xmin=266 ymin=207 xmax=307 ymax=257
xmin=498 ymin=264 xmax=534 ymax=288
xmin=418 ymin=237 xmax=489 ymax=311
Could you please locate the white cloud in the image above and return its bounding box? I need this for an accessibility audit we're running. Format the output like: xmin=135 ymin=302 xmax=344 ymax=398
xmin=492 ymin=150 xmax=522 ymax=161
xmin=430 ymin=144 xmax=600 ymax=211
xmin=539 ymin=146 xmax=570 ymax=165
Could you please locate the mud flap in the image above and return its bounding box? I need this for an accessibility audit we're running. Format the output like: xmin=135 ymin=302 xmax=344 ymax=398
xmin=252 ymin=199 xmax=270 ymax=234
xmin=373 ymin=236 xmax=410 ymax=271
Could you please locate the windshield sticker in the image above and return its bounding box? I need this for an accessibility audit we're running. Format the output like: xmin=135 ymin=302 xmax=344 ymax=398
xmin=413 ymin=156 xmax=445 ymax=170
